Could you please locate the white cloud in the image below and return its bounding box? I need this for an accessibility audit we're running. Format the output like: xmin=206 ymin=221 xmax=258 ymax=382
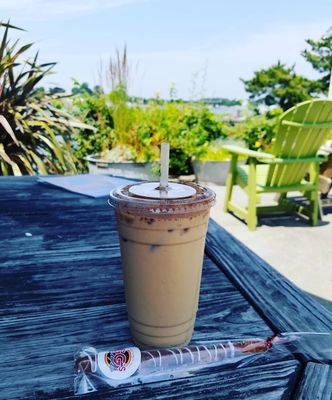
xmin=3 ymin=12 xmax=328 ymax=99
xmin=0 ymin=0 xmax=149 ymax=20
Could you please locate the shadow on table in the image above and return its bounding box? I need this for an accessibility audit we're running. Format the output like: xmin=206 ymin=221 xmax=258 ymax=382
xmin=256 ymin=195 xmax=331 ymax=228
xmin=255 ymin=195 xmax=331 ymax=228
xmin=321 ymin=202 xmax=332 ymax=216
xmin=258 ymin=214 xmax=330 ymax=229
xmin=227 ymin=195 xmax=331 ymax=228
xmin=228 ymin=211 xmax=330 ymax=229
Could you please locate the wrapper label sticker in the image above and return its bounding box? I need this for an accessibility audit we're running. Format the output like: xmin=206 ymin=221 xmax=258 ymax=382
xmin=97 ymin=347 xmax=141 ymax=380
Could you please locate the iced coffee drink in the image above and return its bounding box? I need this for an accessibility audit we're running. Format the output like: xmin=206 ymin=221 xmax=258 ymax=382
xmin=109 ymin=181 xmax=215 ymax=348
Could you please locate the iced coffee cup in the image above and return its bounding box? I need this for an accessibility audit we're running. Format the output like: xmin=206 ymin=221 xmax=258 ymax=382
xmin=109 ymin=180 xmax=215 ymax=348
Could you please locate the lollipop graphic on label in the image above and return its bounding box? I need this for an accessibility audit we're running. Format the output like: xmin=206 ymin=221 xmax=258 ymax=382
xmin=98 ymin=348 xmax=141 ymax=380
xmin=105 ymin=350 xmax=131 ymax=371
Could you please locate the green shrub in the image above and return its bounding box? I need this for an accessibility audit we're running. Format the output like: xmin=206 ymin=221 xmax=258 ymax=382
xmin=197 ymin=139 xmax=247 ymax=161
xmin=66 ymin=81 xmax=283 ymax=174
xmin=68 ymin=81 xmax=114 ymax=165
xmin=164 ymin=103 xmax=228 ymax=174
xmin=70 ymin=91 xmax=228 ymax=175
xmin=228 ymin=107 xmax=283 ymax=151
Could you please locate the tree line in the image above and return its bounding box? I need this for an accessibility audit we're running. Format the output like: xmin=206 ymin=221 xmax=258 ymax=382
xmin=242 ymin=31 xmax=332 ymax=111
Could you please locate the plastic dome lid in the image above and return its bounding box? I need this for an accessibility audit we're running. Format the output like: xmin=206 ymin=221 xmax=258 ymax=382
xmin=109 ymin=181 xmax=215 ymax=216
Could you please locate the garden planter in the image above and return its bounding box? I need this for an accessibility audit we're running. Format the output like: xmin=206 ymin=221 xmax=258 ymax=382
xmin=192 ymin=159 xmax=246 ymax=185
xmin=85 ymin=154 xmax=156 ymax=180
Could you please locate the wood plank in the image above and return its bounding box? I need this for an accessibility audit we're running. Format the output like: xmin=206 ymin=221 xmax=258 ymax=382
xmin=206 ymin=219 xmax=332 ymax=362
xmin=0 ymin=256 xmax=274 ymax=372
xmin=75 ymin=359 xmax=301 ymax=400
xmin=0 ymin=256 xmax=274 ymax=347
xmin=1 ymin=254 xmax=275 ymax=398
xmin=295 ymin=363 xmax=332 ymax=399
xmin=0 ymin=335 xmax=301 ymax=400
xmin=0 ymin=189 xmax=274 ymax=341
xmin=1 ymin=176 xmax=288 ymax=399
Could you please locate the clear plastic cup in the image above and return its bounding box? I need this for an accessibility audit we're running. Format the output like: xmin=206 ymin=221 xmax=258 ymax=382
xmin=109 ymin=181 xmax=215 ymax=348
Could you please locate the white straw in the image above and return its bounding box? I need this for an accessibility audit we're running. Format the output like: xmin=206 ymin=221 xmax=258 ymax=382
xmin=160 ymin=142 xmax=170 ymax=190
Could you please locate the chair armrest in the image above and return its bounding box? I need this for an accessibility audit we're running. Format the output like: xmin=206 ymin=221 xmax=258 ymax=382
xmin=262 ymin=155 xmax=327 ymax=164
xmin=222 ymin=145 xmax=275 ymax=160
xmin=223 ymin=145 xmax=327 ymax=164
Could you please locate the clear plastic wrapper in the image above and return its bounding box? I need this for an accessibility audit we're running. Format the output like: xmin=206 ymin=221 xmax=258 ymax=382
xmin=74 ymin=332 xmax=332 ymax=395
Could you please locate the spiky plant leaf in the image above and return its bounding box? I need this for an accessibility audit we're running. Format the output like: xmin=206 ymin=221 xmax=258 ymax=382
xmin=0 ymin=21 xmax=25 ymax=31
xmin=0 ymin=22 xmax=92 ymax=175
xmin=0 ymin=115 xmax=19 ymax=144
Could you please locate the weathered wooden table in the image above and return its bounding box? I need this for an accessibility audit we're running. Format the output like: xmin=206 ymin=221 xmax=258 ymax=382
xmin=1 ymin=176 xmax=332 ymax=399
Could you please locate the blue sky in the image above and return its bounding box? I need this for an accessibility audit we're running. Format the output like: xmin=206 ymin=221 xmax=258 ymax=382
xmin=1 ymin=0 xmax=331 ymax=99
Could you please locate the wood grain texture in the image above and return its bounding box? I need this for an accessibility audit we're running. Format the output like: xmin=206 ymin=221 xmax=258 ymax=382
xmin=75 ymin=359 xmax=301 ymax=400
xmin=295 ymin=363 xmax=332 ymax=400
xmin=1 ymin=176 xmax=301 ymax=400
xmin=206 ymin=218 xmax=332 ymax=363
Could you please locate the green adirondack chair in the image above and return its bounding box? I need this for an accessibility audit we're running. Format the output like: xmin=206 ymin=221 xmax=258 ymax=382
xmin=223 ymin=99 xmax=332 ymax=230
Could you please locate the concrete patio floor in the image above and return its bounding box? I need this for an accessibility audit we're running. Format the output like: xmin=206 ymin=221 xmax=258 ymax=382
xmin=206 ymin=183 xmax=332 ymax=312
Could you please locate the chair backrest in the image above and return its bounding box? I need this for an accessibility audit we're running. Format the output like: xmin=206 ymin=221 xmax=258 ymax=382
xmin=266 ymin=99 xmax=332 ymax=187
